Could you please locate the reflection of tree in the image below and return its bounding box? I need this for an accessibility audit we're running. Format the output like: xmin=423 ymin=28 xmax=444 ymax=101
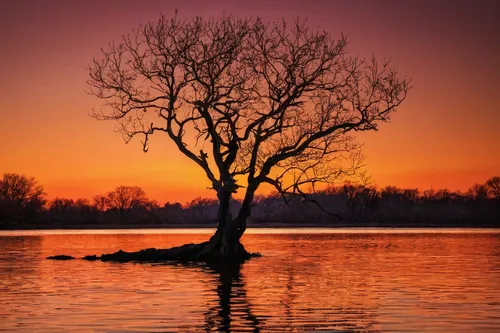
xmin=200 ymin=261 xmax=262 ymax=332
xmin=282 ymin=240 xmax=297 ymax=328
xmin=172 ymin=245 xmax=379 ymax=332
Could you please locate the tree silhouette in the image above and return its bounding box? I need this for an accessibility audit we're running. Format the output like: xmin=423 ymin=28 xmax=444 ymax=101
xmin=467 ymin=183 xmax=489 ymax=201
xmin=92 ymin=194 xmax=108 ymax=212
xmin=485 ymin=176 xmax=500 ymax=199
xmin=0 ymin=173 xmax=45 ymax=224
xmin=202 ymin=261 xmax=262 ymax=332
xmin=87 ymin=15 xmax=409 ymax=258
xmin=47 ymin=197 xmax=95 ymax=224
xmin=106 ymin=186 xmax=148 ymax=221
xmin=48 ymin=197 xmax=75 ymax=222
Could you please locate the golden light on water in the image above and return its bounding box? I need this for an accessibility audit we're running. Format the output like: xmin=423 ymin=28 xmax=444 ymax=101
xmin=1 ymin=230 xmax=499 ymax=332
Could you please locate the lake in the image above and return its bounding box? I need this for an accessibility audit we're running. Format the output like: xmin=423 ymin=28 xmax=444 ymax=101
xmin=0 ymin=228 xmax=499 ymax=332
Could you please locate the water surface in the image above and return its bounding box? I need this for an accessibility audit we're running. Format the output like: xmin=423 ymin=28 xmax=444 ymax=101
xmin=0 ymin=228 xmax=499 ymax=332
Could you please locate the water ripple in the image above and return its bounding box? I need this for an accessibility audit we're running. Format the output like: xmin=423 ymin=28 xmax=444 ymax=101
xmin=0 ymin=231 xmax=499 ymax=332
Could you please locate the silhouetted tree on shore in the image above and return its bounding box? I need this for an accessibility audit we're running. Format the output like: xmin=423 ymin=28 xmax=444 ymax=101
xmin=106 ymin=186 xmax=148 ymax=221
xmin=87 ymin=14 xmax=409 ymax=259
xmin=49 ymin=197 xmax=76 ymax=221
xmin=48 ymin=197 xmax=96 ymax=224
xmin=92 ymin=195 xmax=108 ymax=212
xmin=1 ymin=176 xmax=499 ymax=228
xmin=0 ymin=173 xmax=45 ymax=224
xmin=254 ymin=179 xmax=499 ymax=227
xmin=467 ymin=183 xmax=489 ymax=201
xmin=486 ymin=176 xmax=500 ymax=199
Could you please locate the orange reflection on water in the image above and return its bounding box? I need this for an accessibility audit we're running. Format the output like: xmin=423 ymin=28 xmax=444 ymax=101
xmin=0 ymin=230 xmax=499 ymax=332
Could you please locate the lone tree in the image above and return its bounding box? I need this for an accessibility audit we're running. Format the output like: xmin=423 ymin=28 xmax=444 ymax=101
xmin=87 ymin=15 xmax=409 ymax=260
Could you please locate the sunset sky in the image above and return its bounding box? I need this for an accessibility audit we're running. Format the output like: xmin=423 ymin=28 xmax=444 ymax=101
xmin=1 ymin=0 xmax=499 ymax=204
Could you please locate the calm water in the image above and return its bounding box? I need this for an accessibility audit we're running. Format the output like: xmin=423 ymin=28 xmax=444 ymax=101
xmin=0 ymin=228 xmax=499 ymax=332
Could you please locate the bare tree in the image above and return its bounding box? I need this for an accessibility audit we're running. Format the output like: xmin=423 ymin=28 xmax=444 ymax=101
xmin=485 ymin=176 xmax=500 ymax=199
xmin=467 ymin=183 xmax=489 ymax=201
xmin=106 ymin=185 xmax=148 ymax=221
xmin=87 ymin=15 xmax=409 ymax=258
xmin=48 ymin=197 xmax=76 ymax=220
xmin=48 ymin=197 xmax=94 ymax=223
xmin=0 ymin=173 xmax=46 ymax=224
xmin=92 ymin=194 xmax=109 ymax=212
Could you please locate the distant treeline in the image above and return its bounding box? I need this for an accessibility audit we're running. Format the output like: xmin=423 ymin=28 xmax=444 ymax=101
xmin=0 ymin=173 xmax=499 ymax=228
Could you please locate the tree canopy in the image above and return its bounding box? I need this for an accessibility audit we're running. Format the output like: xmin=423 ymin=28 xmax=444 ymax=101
xmin=88 ymin=15 xmax=409 ymax=202
xmin=106 ymin=185 xmax=148 ymax=220
xmin=0 ymin=173 xmax=46 ymax=223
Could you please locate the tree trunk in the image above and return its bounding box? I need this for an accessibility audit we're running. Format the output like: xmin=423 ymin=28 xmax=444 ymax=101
xmin=198 ymin=188 xmax=250 ymax=259
xmin=198 ymin=178 xmax=260 ymax=259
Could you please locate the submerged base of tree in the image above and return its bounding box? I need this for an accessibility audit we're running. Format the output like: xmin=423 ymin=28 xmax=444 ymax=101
xmin=47 ymin=242 xmax=261 ymax=263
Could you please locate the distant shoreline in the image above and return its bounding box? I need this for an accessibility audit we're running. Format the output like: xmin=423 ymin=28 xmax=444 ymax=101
xmin=1 ymin=222 xmax=498 ymax=230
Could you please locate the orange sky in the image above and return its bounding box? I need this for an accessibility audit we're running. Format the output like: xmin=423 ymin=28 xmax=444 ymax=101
xmin=0 ymin=0 xmax=499 ymax=204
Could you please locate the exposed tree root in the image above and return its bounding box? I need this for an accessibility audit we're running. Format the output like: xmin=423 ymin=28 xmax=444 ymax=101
xmin=47 ymin=242 xmax=261 ymax=263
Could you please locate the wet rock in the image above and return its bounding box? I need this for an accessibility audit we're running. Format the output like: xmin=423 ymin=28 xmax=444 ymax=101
xmin=82 ymin=255 xmax=100 ymax=261
xmin=47 ymin=255 xmax=75 ymax=260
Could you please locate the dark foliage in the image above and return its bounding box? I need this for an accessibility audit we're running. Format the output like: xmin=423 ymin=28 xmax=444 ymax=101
xmin=0 ymin=173 xmax=46 ymax=224
xmin=2 ymin=175 xmax=499 ymax=228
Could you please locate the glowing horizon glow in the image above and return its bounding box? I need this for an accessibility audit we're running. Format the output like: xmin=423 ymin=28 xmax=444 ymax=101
xmin=1 ymin=0 xmax=499 ymax=204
